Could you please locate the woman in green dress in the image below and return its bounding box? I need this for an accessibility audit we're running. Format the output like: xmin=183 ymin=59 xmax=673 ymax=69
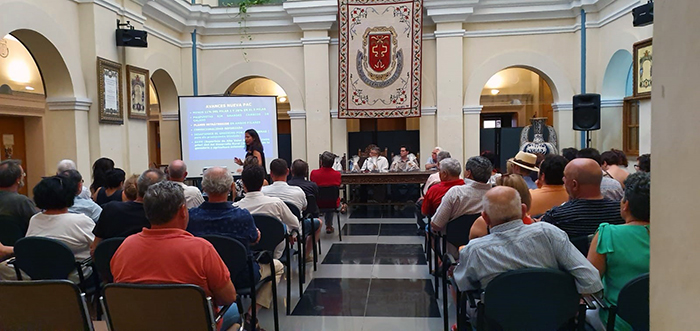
xmin=587 ymin=172 xmax=650 ymax=330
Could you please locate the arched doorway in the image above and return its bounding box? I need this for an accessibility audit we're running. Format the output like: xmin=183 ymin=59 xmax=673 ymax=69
xmin=599 ymin=50 xmax=635 ymax=154
xmin=0 ymin=33 xmax=46 ymax=195
xmin=147 ymin=79 xmax=161 ymax=167
xmin=226 ymin=77 xmax=291 ymax=165
xmin=150 ymin=69 xmax=180 ymax=165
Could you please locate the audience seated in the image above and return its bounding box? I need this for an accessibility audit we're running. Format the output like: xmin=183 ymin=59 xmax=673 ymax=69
xmin=262 ymin=159 xmax=322 ymax=260
xmin=0 ymin=159 xmax=38 ymax=234
xmin=636 ymin=154 xmax=650 ymax=173
xmin=168 ymin=159 xmax=204 ymax=208
xmin=453 ymin=186 xmax=603 ymax=321
xmin=480 ymin=150 xmax=501 ymax=185
xmin=390 ymin=146 xmax=419 ymax=172
xmin=89 ymin=157 xmax=114 ymax=194
xmin=601 ymin=150 xmax=630 ymax=188
xmin=234 ymin=164 xmax=300 ymax=259
xmin=562 ymin=147 xmax=579 ymax=162
xmin=235 ymin=156 xmax=268 ymax=200
xmin=507 ymin=152 xmax=539 ymax=190
xmin=110 ymin=181 xmax=239 ymax=330
xmin=288 ymin=159 xmax=320 ymax=200
xmin=56 ymin=159 xmax=91 ymax=199
xmin=586 ymin=172 xmax=650 ymax=331
xmin=91 ymin=169 xmax=165 ymax=254
xmin=360 ymin=146 xmax=389 ymax=173
xmin=61 ymin=170 xmax=102 ymax=223
xmin=529 ymin=154 xmax=570 ymax=216
xmin=93 ymin=168 xmax=125 ymax=206
xmin=469 ymin=174 xmax=533 ymax=240
xmin=423 ymin=151 xmax=451 ymax=196
xmin=425 ymin=147 xmax=442 ymax=171
xmin=577 ymin=148 xmax=624 ymax=201
xmin=0 ymin=175 xmax=95 ymax=282
xmin=121 ymin=174 xmax=138 ymax=201
xmin=421 ymin=159 xmax=464 ymax=217
xmin=540 ymin=159 xmax=625 ymax=238
xmin=310 ymin=151 xmax=342 ymax=234
xmin=430 ymin=156 xmax=492 ymax=232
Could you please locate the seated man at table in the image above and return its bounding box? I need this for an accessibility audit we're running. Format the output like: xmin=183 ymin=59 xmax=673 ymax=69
xmin=453 ymin=186 xmax=602 ymax=321
xmin=390 ymin=146 xmax=419 ymax=172
xmin=425 ymin=147 xmax=442 ymax=171
xmin=360 ymin=146 xmax=389 ymax=173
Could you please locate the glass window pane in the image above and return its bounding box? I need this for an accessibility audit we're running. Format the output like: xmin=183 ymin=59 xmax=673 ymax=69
xmin=629 ymin=127 xmax=639 ymax=151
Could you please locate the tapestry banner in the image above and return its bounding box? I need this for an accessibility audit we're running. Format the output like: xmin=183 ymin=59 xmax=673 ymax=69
xmin=338 ymin=0 xmax=422 ymax=118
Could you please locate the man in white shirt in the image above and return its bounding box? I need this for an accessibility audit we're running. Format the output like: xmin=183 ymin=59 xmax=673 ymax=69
xmin=425 ymin=147 xmax=442 ymax=171
xmin=390 ymin=146 xmax=420 ymax=172
xmin=360 ymin=146 xmax=389 ymax=173
xmin=235 ymin=164 xmax=301 ymax=259
xmin=167 ymin=160 xmax=204 ymax=209
xmin=61 ymin=169 xmax=102 ymax=223
xmin=56 ymin=159 xmax=91 ymax=200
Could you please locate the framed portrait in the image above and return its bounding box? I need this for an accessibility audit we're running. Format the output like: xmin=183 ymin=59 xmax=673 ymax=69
xmin=126 ymin=65 xmax=149 ymax=119
xmin=633 ymin=38 xmax=652 ymax=99
xmin=97 ymin=57 xmax=124 ymax=124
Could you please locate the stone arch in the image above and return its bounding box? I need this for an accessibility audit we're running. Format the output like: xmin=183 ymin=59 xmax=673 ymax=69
xmin=601 ymin=49 xmax=633 ymax=99
xmin=210 ymin=61 xmax=304 ymax=112
xmin=464 ymin=50 xmax=575 ymax=106
xmin=151 ymin=69 xmax=179 ymax=114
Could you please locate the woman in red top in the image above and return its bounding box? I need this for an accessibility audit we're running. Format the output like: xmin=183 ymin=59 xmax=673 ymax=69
xmin=310 ymin=152 xmax=342 ymax=233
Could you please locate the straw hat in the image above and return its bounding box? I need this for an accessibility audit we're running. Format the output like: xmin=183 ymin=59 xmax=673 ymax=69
xmin=508 ymin=151 xmax=539 ymax=172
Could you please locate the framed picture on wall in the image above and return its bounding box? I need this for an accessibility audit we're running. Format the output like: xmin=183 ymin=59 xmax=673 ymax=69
xmin=97 ymin=57 xmax=124 ymax=124
xmin=126 ymin=65 xmax=149 ymax=119
xmin=633 ymin=38 xmax=652 ymax=99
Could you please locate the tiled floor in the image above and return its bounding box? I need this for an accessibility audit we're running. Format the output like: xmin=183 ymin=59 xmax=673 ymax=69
xmin=252 ymin=212 xmax=448 ymax=330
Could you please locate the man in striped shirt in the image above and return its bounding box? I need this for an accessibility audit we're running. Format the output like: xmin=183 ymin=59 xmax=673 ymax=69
xmin=540 ymin=158 xmax=624 ymax=238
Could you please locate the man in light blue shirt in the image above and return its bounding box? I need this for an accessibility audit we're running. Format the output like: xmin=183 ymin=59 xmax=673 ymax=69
xmin=61 ymin=169 xmax=102 ymax=223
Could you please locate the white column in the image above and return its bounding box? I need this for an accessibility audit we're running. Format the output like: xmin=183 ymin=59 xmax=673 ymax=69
xmin=288 ymin=110 xmax=308 ymax=162
xmin=420 ymin=107 xmax=437 ymax=166
xmin=638 ymin=99 xmax=651 ymax=154
xmin=45 ymin=97 xmax=92 ymax=174
xmin=552 ymin=103 xmax=575 ymax=150
xmin=330 ymin=110 xmax=347 ymax=158
xmin=463 ymin=106 xmax=482 ymax=158
xmin=435 ymin=24 xmax=466 ymax=163
xmin=160 ymin=113 xmax=181 ymax=164
xmin=301 ymin=31 xmax=332 ymax=163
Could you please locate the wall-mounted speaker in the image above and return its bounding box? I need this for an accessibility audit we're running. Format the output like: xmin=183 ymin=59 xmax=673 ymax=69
xmin=116 ymin=29 xmax=148 ymax=48
xmin=573 ymin=93 xmax=601 ymax=131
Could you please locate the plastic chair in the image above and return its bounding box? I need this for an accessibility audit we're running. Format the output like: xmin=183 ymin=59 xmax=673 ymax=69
xmin=102 ymin=283 xmax=226 ymax=331
xmin=0 ymin=280 xmax=94 ymax=331
xmin=571 ymin=234 xmax=595 ymax=256
xmin=431 ymin=214 xmax=481 ymax=301
xmin=283 ymin=201 xmax=313 ymax=283
xmin=317 ymin=186 xmax=342 ymax=241
xmin=606 ymin=273 xmax=649 ymax=331
xmin=304 ymin=194 xmax=321 ymax=271
xmin=250 ymin=214 xmax=288 ymax=330
xmin=0 ymin=215 xmax=25 ymax=246
xmin=93 ymin=237 xmax=125 ymax=283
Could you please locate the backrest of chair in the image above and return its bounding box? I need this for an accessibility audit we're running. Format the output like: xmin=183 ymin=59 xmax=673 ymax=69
xmin=317 ymin=186 xmax=340 ymax=205
xmin=93 ymin=237 xmax=126 ymax=283
xmin=0 ymin=280 xmax=93 ymax=331
xmin=570 ymin=234 xmax=595 ymax=256
xmin=284 ymin=201 xmax=302 ymax=219
xmin=0 ymin=215 xmax=25 ymax=246
xmin=250 ymin=214 xmax=286 ymax=253
xmin=616 ymin=273 xmax=649 ymax=330
xmin=103 ymin=283 xmax=215 ymax=331
xmin=445 ymin=214 xmax=481 ymax=248
xmin=483 ymin=268 xmax=580 ymax=330
xmin=305 ymin=194 xmax=319 ymax=218
xmin=13 ymin=237 xmax=77 ymax=280
xmin=200 ymin=235 xmax=251 ymax=287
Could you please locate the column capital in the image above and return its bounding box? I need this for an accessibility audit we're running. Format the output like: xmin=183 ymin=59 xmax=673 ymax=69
xmin=462 ymin=105 xmax=483 ymax=115
xmin=288 ymin=110 xmax=307 ymax=119
xmin=425 ymin=1 xmax=475 ymax=24
xmin=284 ymin=0 xmax=337 ymax=31
xmin=161 ymin=112 xmax=179 ymax=121
xmin=422 ymin=107 xmax=437 ymax=116
xmin=552 ymin=103 xmax=573 ymax=112
xmin=330 ymin=109 xmax=339 ymax=119
xmin=601 ymin=99 xmax=624 ymax=108
xmin=45 ymin=97 xmax=92 ymax=111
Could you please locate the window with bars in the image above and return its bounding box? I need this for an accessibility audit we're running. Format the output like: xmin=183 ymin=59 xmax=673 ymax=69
xmin=623 ymin=99 xmax=640 ymax=156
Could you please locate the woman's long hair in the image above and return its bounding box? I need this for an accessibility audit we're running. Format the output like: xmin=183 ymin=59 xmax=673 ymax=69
xmin=245 ymin=129 xmax=264 ymax=153
xmin=91 ymin=157 xmax=114 ymax=191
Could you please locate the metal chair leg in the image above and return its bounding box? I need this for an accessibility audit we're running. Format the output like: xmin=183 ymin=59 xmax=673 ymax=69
xmin=337 ymin=212 xmax=342 ymax=242
xmin=271 ymin=260 xmax=280 ymax=331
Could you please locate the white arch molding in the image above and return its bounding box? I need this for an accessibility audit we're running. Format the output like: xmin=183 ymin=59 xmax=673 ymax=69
xmin=151 ymin=69 xmax=179 ymax=114
xmin=210 ymin=61 xmax=305 ymax=112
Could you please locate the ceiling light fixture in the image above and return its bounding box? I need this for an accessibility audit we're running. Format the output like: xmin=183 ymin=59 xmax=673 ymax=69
xmin=491 ymin=89 xmax=500 ymax=95
xmin=25 ymin=86 xmax=34 ymax=91
xmin=278 ymin=96 xmax=287 ymax=103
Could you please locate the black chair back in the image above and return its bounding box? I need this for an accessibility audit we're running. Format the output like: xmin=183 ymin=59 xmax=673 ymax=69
xmin=482 ymin=268 xmax=581 ymax=330
xmin=615 ymin=273 xmax=650 ymax=330
xmin=445 ymin=214 xmax=481 ymax=248
xmin=102 ymin=283 xmax=216 ymax=331
xmin=250 ymin=214 xmax=286 ymax=253
xmin=304 ymin=194 xmax=319 ymax=218
xmin=284 ymin=201 xmax=302 ymax=219
xmin=0 ymin=215 xmax=25 ymax=246
xmin=93 ymin=237 xmax=125 ymax=283
xmin=317 ymin=186 xmax=340 ymax=210
xmin=13 ymin=237 xmax=78 ymax=280
xmin=201 ymin=235 xmax=255 ymax=289
xmin=570 ymin=234 xmax=594 ymax=256
xmin=0 ymin=280 xmax=93 ymax=331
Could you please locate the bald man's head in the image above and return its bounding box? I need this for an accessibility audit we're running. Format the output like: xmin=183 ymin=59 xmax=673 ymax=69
xmin=168 ymin=160 xmax=187 ymax=181
xmin=482 ymin=186 xmax=524 ymax=227
xmin=563 ymin=158 xmax=603 ymax=199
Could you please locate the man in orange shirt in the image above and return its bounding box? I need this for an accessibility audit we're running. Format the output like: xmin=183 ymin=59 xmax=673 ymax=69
xmin=111 ymin=181 xmax=239 ymax=330
xmin=529 ymin=154 xmax=570 ymax=216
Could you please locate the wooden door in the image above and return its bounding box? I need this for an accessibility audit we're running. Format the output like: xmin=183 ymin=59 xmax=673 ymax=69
xmin=0 ymin=115 xmax=28 ymax=195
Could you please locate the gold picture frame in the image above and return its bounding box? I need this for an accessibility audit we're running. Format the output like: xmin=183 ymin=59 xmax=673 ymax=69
xmin=633 ymin=38 xmax=652 ymax=99
xmin=126 ymin=65 xmax=149 ymax=120
xmin=97 ymin=57 xmax=124 ymax=124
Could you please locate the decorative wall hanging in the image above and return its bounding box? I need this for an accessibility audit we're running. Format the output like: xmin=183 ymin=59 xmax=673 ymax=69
xmin=97 ymin=57 xmax=124 ymax=124
xmin=126 ymin=65 xmax=149 ymax=119
xmin=633 ymin=38 xmax=652 ymax=99
xmin=338 ymin=0 xmax=422 ymax=118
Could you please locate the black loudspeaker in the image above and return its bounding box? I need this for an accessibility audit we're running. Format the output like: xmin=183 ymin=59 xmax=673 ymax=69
xmin=633 ymin=1 xmax=654 ymax=27
xmin=116 ymin=29 xmax=148 ymax=47
xmin=573 ymin=93 xmax=601 ymax=131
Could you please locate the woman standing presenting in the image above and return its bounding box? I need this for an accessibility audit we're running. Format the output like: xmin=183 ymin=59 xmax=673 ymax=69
xmin=234 ymin=129 xmax=266 ymax=174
